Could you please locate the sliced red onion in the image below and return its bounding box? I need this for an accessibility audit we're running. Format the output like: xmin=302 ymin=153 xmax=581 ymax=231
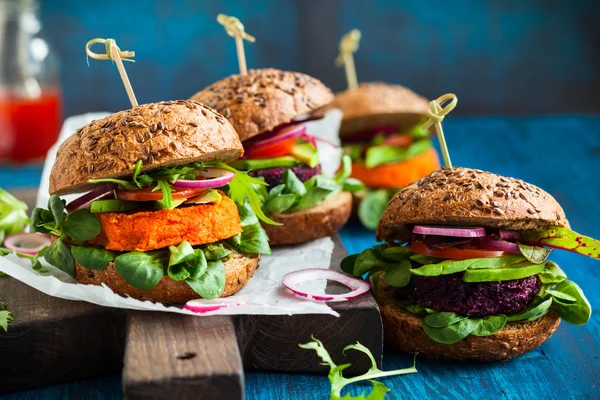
xmin=4 ymin=233 xmax=51 ymax=255
xmin=78 ymin=192 xmax=116 ymax=211
xmin=412 ymin=225 xmax=486 ymax=238
xmin=476 ymin=238 xmax=521 ymax=254
xmin=183 ymin=298 xmax=248 ymax=313
xmin=245 ymin=124 xmax=307 ymax=150
xmin=499 ymin=229 xmax=521 ymax=241
xmin=282 ymin=269 xmax=370 ymax=302
xmin=343 ymin=125 xmax=398 ymax=143
xmin=172 ymin=168 xmax=234 ymax=189
xmin=292 ymin=114 xmax=323 ymax=123
xmin=66 ymin=184 xmax=117 ymax=213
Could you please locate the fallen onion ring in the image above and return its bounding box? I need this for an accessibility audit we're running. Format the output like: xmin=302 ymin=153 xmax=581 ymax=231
xmin=172 ymin=168 xmax=234 ymax=189
xmin=4 ymin=233 xmax=51 ymax=255
xmin=282 ymin=269 xmax=370 ymax=302
xmin=183 ymin=298 xmax=248 ymax=313
xmin=476 ymin=237 xmax=521 ymax=254
xmin=66 ymin=184 xmax=117 ymax=213
xmin=413 ymin=225 xmax=486 ymax=238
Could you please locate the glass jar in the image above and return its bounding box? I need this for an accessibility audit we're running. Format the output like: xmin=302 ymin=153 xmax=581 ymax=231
xmin=0 ymin=0 xmax=61 ymax=163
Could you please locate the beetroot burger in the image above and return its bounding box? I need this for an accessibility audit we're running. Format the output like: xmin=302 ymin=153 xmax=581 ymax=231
xmin=30 ymin=100 xmax=271 ymax=304
xmin=191 ymin=68 xmax=362 ymax=245
xmin=343 ymin=167 xmax=596 ymax=361
xmin=325 ymin=83 xmax=440 ymax=229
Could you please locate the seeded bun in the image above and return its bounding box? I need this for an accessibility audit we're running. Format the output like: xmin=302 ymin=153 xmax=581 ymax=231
xmin=261 ymin=191 xmax=352 ymax=246
xmin=377 ymin=168 xmax=569 ymax=242
xmin=50 ymin=100 xmax=243 ymax=196
xmin=189 ymin=68 xmax=334 ymax=141
xmin=373 ymin=277 xmax=560 ymax=361
xmin=74 ymin=249 xmax=259 ymax=304
xmin=325 ymin=83 xmax=429 ymax=137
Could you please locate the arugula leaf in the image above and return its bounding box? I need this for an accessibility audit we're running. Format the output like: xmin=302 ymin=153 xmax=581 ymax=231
xmin=71 ymin=246 xmax=115 ymax=270
xmin=186 ymin=260 xmax=226 ymax=299
xmin=114 ymin=251 xmax=167 ymax=290
xmin=0 ymin=189 xmax=29 ymax=238
xmin=153 ymin=179 xmax=175 ymax=210
xmin=517 ymin=243 xmax=552 ymax=264
xmin=299 ymin=335 xmax=417 ymax=400
xmin=132 ymin=160 xmax=144 ymax=188
xmin=208 ymin=161 xmax=280 ymax=225
xmin=0 ymin=301 xmax=14 ymax=332
xmin=88 ymin=178 xmax=138 ymax=190
xmin=521 ymin=227 xmax=600 ymax=260
xmin=358 ymin=189 xmax=392 ymax=230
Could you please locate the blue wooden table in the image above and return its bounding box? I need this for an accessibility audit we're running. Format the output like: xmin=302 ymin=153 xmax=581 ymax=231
xmin=1 ymin=116 xmax=599 ymax=399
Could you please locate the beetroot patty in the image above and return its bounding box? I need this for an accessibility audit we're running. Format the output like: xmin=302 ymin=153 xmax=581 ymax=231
xmin=397 ymin=273 xmax=540 ymax=317
xmin=249 ymin=164 xmax=322 ymax=187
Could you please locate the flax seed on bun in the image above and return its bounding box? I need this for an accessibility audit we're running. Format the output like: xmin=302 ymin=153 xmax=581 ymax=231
xmin=377 ymin=167 xmax=569 ymax=243
xmin=325 ymin=82 xmax=430 ymax=137
xmin=50 ymin=100 xmax=243 ymax=195
xmin=189 ymin=68 xmax=334 ymax=141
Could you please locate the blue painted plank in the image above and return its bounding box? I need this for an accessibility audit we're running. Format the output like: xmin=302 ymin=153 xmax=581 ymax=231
xmin=1 ymin=116 xmax=599 ymax=399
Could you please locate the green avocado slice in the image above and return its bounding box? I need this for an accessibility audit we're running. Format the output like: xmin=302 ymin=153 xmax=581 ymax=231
xmin=229 ymin=156 xmax=302 ymax=171
xmin=90 ymin=199 xmax=142 ymax=213
xmin=291 ymin=142 xmax=320 ymax=168
xmin=463 ymin=263 xmax=545 ymax=282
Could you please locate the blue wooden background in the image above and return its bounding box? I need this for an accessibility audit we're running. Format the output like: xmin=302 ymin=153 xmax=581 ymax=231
xmin=1 ymin=116 xmax=599 ymax=399
xmin=39 ymin=0 xmax=600 ymax=117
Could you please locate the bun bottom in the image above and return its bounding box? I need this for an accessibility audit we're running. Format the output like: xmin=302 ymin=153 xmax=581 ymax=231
xmin=261 ymin=191 xmax=352 ymax=245
xmin=374 ymin=279 xmax=560 ymax=361
xmin=74 ymin=249 xmax=259 ymax=304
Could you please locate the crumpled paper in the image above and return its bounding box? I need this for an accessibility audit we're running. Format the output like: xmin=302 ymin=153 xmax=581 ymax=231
xmin=0 ymin=109 xmax=344 ymax=316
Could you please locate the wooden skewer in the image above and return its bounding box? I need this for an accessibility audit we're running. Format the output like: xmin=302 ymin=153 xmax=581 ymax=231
xmin=421 ymin=93 xmax=458 ymax=168
xmin=336 ymin=29 xmax=361 ymax=90
xmin=217 ymin=14 xmax=255 ymax=75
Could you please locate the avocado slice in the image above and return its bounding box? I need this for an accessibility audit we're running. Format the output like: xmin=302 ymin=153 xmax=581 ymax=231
xmin=90 ymin=199 xmax=142 ymax=213
xmin=230 ymin=156 xmax=302 ymax=171
xmin=186 ymin=189 xmax=222 ymax=204
xmin=291 ymin=143 xmax=320 ymax=168
xmin=463 ymin=263 xmax=545 ymax=283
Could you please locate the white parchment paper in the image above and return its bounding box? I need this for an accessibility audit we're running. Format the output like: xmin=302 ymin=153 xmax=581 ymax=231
xmin=0 ymin=109 xmax=344 ymax=316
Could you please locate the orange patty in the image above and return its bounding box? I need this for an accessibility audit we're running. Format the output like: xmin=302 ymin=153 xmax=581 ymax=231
xmin=351 ymin=147 xmax=440 ymax=189
xmin=89 ymin=193 xmax=242 ymax=252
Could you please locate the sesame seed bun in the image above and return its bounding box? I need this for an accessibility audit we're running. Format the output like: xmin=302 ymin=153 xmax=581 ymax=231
xmin=260 ymin=191 xmax=352 ymax=246
xmin=74 ymin=248 xmax=259 ymax=304
xmin=50 ymin=100 xmax=243 ymax=195
xmin=373 ymin=276 xmax=561 ymax=361
xmin=325 ymin=82 xmax=430 ymax=137
xmin=377 ymin=168 xmax=569 ymax=242
xmin=189 ymin=68 xmax=334 ymax=141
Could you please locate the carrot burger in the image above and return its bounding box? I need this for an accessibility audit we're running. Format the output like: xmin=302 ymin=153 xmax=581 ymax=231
xmin=30 ymin=100 xmax=271 ymax=304
xmin=325 ymin=83 xmax=440 ymax=229
xmin=191 ymin=69 xmax=362 ymax=245
xmin=343 ymin=167 xmax=595 ymax=361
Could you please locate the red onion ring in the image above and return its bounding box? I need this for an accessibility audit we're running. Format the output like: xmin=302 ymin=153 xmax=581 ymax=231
xmin=282 ymin=268 xmax=370 ymax=302
xmin=246 ymin=124 xmax=307 ymax=149
xmin=172 ymin=168 xmax=234 ymax=189
xmin=4 ymin=233 xmax=51 ymax=255
xmin=499 ymin=229 xmax=521 ymax=241
xmin=342 ymin=125 xmax=398 ymax=143
xmin=412 ymin=225 xmax=486 ymax=238
xmin=475 ymin=238 xmax=521 ymax=254
xmin=66 ymin=184 xmax=117 ymax=213
xmin=183 ymin=298 xmax=248 ymax=313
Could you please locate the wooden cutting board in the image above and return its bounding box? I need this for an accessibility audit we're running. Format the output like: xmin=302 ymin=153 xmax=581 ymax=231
xmin=0 ymin=190 xmax=382 ymax=399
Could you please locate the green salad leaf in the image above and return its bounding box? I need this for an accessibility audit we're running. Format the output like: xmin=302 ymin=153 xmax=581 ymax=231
xmin=518 ymin=243 xmax=552 ymax=264
xmin=549 ymin=280 xmax=591 ymax=325
xmin=358 ymin=189 xmax=393 ymax=230
xmin=71 ymin=246 xmax=115 ymax=270
xmin=0 ymin=189 xmax=29 ymax=240
xmin=507 ymin=297 xmax=553 ymax=322
xmin=228 ymin=201 xmax=271 ymax=255
xmin=0 ymin=301 xmax=14 ymax=332
xmin=62 ymin=209 xmax=102 ymax=241
xmin=186 ymin=260 xmax=226 ymax=299
xmin=114 ymin=251 xmax=167 ymax=290
xmin=299 ymin=335 xmax=417 ymax=400
xmin=364 ymin=140 xmax=431 ymax=168
xmin=44 ymin=238 xmax=75 ymax=276
xmin=521 ymin=227 xmax=600 ymax=260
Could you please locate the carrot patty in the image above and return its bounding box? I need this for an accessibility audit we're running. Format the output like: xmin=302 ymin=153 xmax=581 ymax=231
xmin=89 ymin=194 xmax=242 ymax=252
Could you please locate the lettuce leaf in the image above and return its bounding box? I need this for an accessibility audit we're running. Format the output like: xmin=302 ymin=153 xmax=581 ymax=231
xmin=521 ymin=227 xmax=600 ymax=260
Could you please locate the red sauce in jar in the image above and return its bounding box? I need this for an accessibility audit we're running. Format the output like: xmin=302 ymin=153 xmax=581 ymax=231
xmin=0 ymin=89 xmax=62 ymax=163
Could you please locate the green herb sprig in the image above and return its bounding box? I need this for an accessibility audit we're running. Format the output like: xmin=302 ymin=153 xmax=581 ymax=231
xmin=0 ymin=301 xmax=14 ymax=332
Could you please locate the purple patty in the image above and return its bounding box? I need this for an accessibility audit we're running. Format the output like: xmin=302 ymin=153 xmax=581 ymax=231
xmin=397 ymin=273 xmax=540 ymax=317
xmin=249 ymin=164 xmax=322 ymax=187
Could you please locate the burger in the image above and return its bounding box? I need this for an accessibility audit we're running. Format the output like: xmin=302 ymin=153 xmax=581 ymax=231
xmin=342 ymin=167 xmax=595 ymax=361
xmin=325 ymin=83 xmax=441 ymax=229
xmin=30 ymin=100 xmax=272 ymax=304
xmin=190 ymin=68 xmax=363 ymax=246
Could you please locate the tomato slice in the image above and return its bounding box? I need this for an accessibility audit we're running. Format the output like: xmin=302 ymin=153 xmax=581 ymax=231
xmin=409 ymin=241 xmax=510 ymax=260
xmin=244 ymin=136 xmax=296 ymax=159
xmin=116 ymin=186 xmax=207 ymax=201
xmin=383 ymin=134 xmax=413 ymax=147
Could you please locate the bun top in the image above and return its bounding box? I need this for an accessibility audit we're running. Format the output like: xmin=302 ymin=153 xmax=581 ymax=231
xmin=189 ymin=68 xmax=334 ymax=141
xmin=376 ymin=167 xmax=569 ymax=242
xmin=49 ymin=100 xmax=243 ymax=195
xmin=325 ymin=82 xmax=429 ymax=137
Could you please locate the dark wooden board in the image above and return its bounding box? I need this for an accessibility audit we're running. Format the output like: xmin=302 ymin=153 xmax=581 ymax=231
xmin=1 ymin=189 xmax=382 ymax=398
